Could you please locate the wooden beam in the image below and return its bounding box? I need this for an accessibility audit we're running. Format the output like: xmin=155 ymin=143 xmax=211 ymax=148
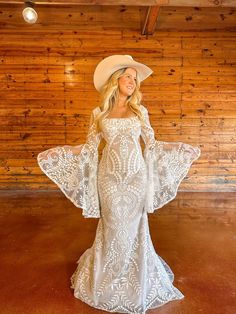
xmin=1 ymin=0 xmax=236 ymax=7
xmin=142 ymin=6 xmax=161 ymax=35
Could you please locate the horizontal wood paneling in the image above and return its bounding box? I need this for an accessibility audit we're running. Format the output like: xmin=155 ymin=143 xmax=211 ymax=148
xmin=0 ymin=4 xmax=235 ymax=191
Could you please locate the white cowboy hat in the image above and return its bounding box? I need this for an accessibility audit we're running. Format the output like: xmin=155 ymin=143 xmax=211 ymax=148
xmin=93 ymin=54 xmax=153 ymax=92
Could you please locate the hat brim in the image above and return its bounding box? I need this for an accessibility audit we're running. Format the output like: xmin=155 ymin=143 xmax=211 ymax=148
xmin=93 ymin=55 xmax=153 ymax=92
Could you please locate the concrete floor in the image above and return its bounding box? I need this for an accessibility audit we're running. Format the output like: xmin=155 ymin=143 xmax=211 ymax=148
xmin=0 ymin=191 xmax=235 ymax=314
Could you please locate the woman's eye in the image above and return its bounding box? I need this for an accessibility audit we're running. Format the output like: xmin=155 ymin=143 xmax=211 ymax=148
xmin=124 ymin=74 xmax=137 ymax=82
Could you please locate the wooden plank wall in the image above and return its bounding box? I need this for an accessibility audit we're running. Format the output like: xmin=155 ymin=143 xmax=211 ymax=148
xmin=0 ymin=4 xmax=235 ymax=191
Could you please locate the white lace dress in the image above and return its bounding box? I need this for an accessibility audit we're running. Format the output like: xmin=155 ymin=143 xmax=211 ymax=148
xmin=37 ymin=104 xmax=201 ymax=314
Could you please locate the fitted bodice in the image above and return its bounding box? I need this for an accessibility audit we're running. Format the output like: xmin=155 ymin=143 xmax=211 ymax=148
xmin=101 ymin=116 xmax=141 ymax=144
xmin=100 ymin=116 xmax=144 ymax=175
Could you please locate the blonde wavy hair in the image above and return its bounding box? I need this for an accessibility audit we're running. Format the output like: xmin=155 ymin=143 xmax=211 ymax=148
xmin=93 ymin=67 xmax=146 ymax=132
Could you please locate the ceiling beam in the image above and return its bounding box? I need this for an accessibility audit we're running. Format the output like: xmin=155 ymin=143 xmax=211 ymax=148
xmin=1 ymin=0 xmax=236 ymax=7
xmin=142 ymin=6 xmax=161 ymax=36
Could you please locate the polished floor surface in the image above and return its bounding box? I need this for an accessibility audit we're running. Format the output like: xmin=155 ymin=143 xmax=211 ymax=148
xmin=0 ymin=191 xmax=235 ymax=314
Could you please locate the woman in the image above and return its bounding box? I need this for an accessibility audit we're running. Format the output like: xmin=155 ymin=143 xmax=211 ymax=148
xmin=37 ymin=55 xmax=201 ymax=313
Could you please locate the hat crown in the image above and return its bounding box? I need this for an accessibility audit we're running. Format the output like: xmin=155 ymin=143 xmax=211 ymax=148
xmin=124 ymin=55 xmax=133 ymax=60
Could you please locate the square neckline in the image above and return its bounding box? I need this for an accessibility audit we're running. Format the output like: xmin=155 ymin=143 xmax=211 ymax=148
xmin=95 ymin=106 xmax=140 ymax=120
xmin=104 ymin=116 xmax=138 ymax=120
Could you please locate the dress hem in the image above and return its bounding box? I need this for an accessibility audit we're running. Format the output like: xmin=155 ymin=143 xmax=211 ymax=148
xmin=70 ymin=288 xmax=184 ymax=314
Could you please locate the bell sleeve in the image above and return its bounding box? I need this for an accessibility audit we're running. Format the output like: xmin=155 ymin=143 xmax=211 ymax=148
xmin=140 ymin=104 xmax=201 ymax=214
xmin=37 ymin=107 xmax=102 ymax=218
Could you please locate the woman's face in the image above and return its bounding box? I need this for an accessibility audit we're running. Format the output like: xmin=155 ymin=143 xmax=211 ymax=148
xmin=118 ymin=67 xmax=137 ymax=97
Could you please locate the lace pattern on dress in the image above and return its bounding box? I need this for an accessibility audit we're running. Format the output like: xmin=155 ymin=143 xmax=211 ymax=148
xmin=37 ymin=107 xmax=102 ymax=218
xmin=140 ymin=105 xmax=201 ymax=213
